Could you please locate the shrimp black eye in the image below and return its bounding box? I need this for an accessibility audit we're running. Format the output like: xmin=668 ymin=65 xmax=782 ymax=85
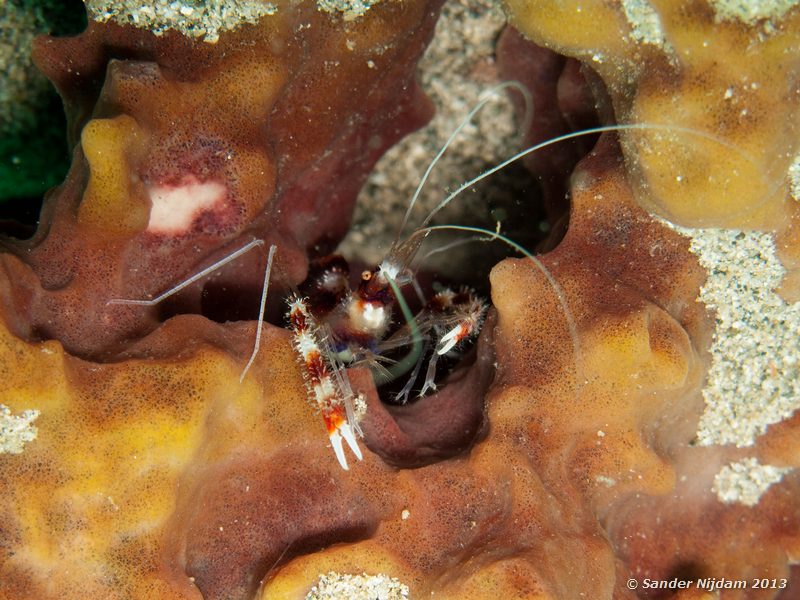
xmin=362 ymin=270 xmax=372 ymax=281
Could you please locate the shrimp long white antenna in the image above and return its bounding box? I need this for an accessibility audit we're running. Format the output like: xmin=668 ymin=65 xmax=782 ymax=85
xmin=419 ymin=123 xmax=766 ymax=230
xmin=419 ymin=225 xmax=503 ymax=264
xmin=395 ymin=80 xmax=534 ymax=242
xmin=240 ymin=243 xmax=277 ymax=382
xmin=418 ymin=224 xmax=584 ymax=394
xmin=260 ymin=541 xmax=292 ymax=589
xmin=107 ymin=238 xmax=267 ymax=307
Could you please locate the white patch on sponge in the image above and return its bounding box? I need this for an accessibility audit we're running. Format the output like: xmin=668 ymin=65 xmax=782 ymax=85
xmin=146 ymin=176 xmax=226 ymax=235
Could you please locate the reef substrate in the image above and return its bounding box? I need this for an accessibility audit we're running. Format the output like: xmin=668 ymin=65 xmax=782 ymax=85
xmin=1 ymin=1 xmax=800 ymax=599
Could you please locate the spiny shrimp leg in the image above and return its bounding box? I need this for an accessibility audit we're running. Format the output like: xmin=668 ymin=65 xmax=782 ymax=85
xmin=240 ymin=243 xmax=277 ymax=382
xmin=106 ymin=239 xmax=277 ymax=383
xmin=287 ymin=295 xmax=362 ymax=470
xmin=434 ymin=289 xmax=488 ymax=355
xmin=417 ymin=288 xmax=487 ymax=397
xmin=107 ymin=238 xmax=267 ymax=307
xmin=394 ymin=338 xmax=430 ymax=405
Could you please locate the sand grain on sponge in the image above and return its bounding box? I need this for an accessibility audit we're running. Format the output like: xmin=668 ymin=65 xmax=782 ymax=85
xmin=671 ymin=226 xmax=800 ymax=449
xmin=713 ymin=457 xmax=793 ymax=507
xmin=662 ymin=224 xmax=800 ymax=505
xmin=83 ymin=0 xmax=279 ymax=43
xmin=304 ymin=572 xmax=409 ymax=600
xmin=316 ymin=0 xmax=384 ymax=20
xmin=0 ymin=404 xmax=40 ymax=455
xmin=620 ymin=0 xmax=670 ymax=49
xmin=708 ymin=0 xmax=800 ymax=26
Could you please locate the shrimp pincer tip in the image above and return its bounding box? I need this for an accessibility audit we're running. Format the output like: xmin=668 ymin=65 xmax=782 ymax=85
xmin=329 ymin=421 xmax=363 ymax=470
xmin=437 ymin=337 xmax=458 ymax=356
xmin=340 ymin=421 xmax=363 ymax=461
xmin=330 ymin=430 xmax=349 ymax=470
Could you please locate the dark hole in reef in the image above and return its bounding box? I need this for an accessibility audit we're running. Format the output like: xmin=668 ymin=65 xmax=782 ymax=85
xmin=201 ymin=280 xmax=275 ymax=325
xmin=376 ymin=334 xmax=480 ymax=407
xmin=361 ymin=152 xmax=570 ymax=406
xmin=158 ymin=278 xmax=288 ymax=329
xmin=362 ymin=98 xmax=609 ymax=405
xmin=410 ymin=159 xmax=558 ymax=297
xmin=36 ymin=0 xmax=89 ymax=37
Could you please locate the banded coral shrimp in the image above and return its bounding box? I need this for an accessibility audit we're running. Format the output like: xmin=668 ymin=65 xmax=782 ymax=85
xmin=107 ymin=80 xmax=766 ymax=472
xmin=107 ymin=81 xmax=532 ymax=470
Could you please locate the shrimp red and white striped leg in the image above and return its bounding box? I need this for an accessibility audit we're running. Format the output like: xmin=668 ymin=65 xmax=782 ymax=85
xmin=287 ymin=294 xmax=363 ymax=470
xmin=433 ymin=288 xmax=488 ymax=355
xmin=416 ymin=287 xmax=488 ymax=397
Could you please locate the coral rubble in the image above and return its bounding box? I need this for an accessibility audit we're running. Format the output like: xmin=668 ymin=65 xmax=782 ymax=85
xmin=1 ymin=0 xmax=800 ymax=599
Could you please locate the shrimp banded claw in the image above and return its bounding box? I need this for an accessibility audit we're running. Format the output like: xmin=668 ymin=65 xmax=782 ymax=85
xmin=287 ymin=295 xmax=363 ymax=470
